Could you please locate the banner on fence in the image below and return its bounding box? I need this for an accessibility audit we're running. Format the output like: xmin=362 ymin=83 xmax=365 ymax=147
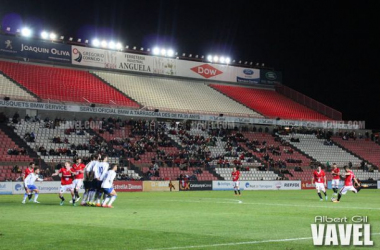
xmin=0 ymin=182 xmax=12 ymax=195
xmin=0 ymin=34 xmax=71 ymax=63
xmin=243 ymin=180 xmax=301 ymax=190
xmin=143 ymin=181 xmax=179 ymax=192
xmin=179 ymin=181 xmax=212 ymax=191
xmin=301 ymin=181 xmax=316 ymax=190
xmin=113 ymin=181 xmax=143 ymax=192
xmin=11 ymin=181 xmax=84 ymax=194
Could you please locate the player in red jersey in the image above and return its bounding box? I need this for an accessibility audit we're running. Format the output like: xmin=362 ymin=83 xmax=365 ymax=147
xmin=232 ymin=167 xmax=241 ymax=196
xmin=312 ymin=166 xmax=328 ymax=201
xmin=71 ymin=157 xmax=85 ymax=203
xmin=23 ymin=162 xmax=35 ymax=201
xmin=52 ymin=161 xmax=76 ymax=206
xmin=333 ymin=166 xmax=361 ymax=203
xmin=331 ymin=163 xmax=340 ymax=196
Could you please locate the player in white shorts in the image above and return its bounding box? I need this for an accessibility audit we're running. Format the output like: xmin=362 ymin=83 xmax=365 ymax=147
xmin=331 ymin=164 xmax=340 ymax=196
xmin=52 ymin=162 xmax=76 ymax=206
xmin=22 ymin=168 xmax=45 ymax=204
xmin=101 ymin=164 xmax=118 ymax=208
xmin=333 ymin=166 xmax=362 ymax=203
xmin=71 ymin=157 xmax=85 ymax=203
xmin=231 ymin=167 xmax=241 ymax=196
xmin=82 ymin=154 xmax=100 ymax=205
xmin=92 ymin=155 xmax=109 ymax=207
xmin=312 ymin=166 xmax=328 ymax=201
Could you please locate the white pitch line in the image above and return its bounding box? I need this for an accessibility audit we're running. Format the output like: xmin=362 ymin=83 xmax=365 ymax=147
xmin=146 ymin=233 xmax=380 ymax=250
xmin=153 ymin=199 xmax=380 ymax=211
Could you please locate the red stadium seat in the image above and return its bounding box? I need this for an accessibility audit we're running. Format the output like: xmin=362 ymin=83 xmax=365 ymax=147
xmin=0 ymin=61 xmax=140 ymax=108
xmin=210 ymin=84 xmax=330 ymax=121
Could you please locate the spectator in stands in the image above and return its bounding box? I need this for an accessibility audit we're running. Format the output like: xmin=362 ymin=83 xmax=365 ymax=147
xmin=0 ymin=112 xmax=7 ymax=123
xmin=12 ymin=165 xmax=22 ymax=173
xmin=7 ymin=147 xmax=19 ymax=155
xmin=294 ymin=166 xmax=303 ymax=172
xmin=19 ymin=147 xmax=26 ymax=155
xmin=12 ymin=112 xmax=19 ymax=124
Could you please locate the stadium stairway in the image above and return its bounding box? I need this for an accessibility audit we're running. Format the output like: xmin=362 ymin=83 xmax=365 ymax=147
xmin=0 ymin=123 xmax=49 ymax=169
xmin=90 ymin=72 xmax=142 ymax=107
xmin=0 ymin=71 xmax=41 ymax=101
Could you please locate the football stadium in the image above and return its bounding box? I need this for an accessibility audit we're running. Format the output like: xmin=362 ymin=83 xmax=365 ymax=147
xmin=0 ymin=1 xmax=379 ymax=249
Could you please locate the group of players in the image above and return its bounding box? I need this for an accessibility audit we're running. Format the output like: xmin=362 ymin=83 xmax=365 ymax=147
xmin=23 ymin=158 xmax=364 ymax=206
xmin=22 ymin=153 xmax=119 ymax=208
xmin=231 ymin=164 xmax=364 ymax=202
xmin=312 ymin=164 xmax=364 ymax=202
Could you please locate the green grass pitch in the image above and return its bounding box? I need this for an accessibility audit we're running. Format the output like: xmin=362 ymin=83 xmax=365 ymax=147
xmin=0 ymin=190 xmax=379 ymax=250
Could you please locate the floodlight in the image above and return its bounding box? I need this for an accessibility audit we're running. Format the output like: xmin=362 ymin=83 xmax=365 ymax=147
xmin=41 ymin=31 xmax=48 ymax=39
xmin=49 ymin=33 xmax=57 ymax=40
xmin=153 ymin=47 xmax=160 ymax=55
xmin=167 ymin=49 xmax=174 ymax=57
xmin=21 ymin=27 xmax=32 ymax=37
xmin=101 ymin=40 xmax=107 ymax=48
xmin=92 ymin=39 xmax=100 ymax=47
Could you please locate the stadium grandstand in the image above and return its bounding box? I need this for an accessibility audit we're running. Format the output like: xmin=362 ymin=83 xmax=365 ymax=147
xmin=0 ymin=32 xmax=378 ymax=185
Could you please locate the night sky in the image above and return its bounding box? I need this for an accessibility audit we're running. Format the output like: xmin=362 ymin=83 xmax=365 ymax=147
xmin=1 ymin=0 xmax=379 ymax=128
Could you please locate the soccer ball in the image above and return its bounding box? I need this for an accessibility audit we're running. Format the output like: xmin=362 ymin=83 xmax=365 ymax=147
xmin=331 ymin=197 xmax=337 ymax=202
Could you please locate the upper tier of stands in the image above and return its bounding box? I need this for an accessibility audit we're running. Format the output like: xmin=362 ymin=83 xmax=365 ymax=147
xmin=0 ymin=74 xmax=37 ymax=101
xmin=93 ymin=71 xmax=263 ymax=117
xmin=332 ymin=137 xmax=380 ymax=168
xmin=280 ymin=134 xmax=361 ymax=167
xmin=0 ymin=61 xmax=139 ymax=108
xmin=210 ymin=84 xmax=330 ymax=121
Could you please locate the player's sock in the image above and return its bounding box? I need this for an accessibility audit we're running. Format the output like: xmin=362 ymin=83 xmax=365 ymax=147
xmin=337 ymin=193 xmax=341 ymax=201
xmin=234 ymin=190 xmax=237 ymax=195
xmin=74 ymin=189 xmax=78 ymax=199
xmin=28 ymin=193 xmax=33 ymax=200
xmin=82 ymin=192 xmax=88 ymax=204
xmin=23 ymin=193 xmax=28 ymax=202
xmin=89 ymin=191 xmax=96 ymax=202
xmin=102 ymin=195 xmax=110 ymax=206
xmin=323 ymin=192 xmax=327 ymax=197
xmin=72 ymin=197 xmax=76 ymax=205
xmin=34 ymin=193 xmax=39 ymax=202
xmin=356 ymin=186 xmax=362 ymax=193
xmin=60 ymin=196 xmax=65 ymax=201
xmin=108 ymin=195 xmax=117 ymax=206
xmin=238 ymin=190 xmax=241 ymax=195
xmin=317 ymin=192 xmax=322 ymax=199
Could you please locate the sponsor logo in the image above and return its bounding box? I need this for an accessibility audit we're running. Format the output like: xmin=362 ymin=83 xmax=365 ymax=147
xmin=245 ymin=182 xmax=250 ymax=188
xmin=243 ymin=69 xmax=254 ymax=75
xmin=114 ymin=184 xmax=143 ymax=190
xmin=265 ymin=71 xmax=277 ymax=80
xmin=73 ymin=48 xmax=82 ymax=63
xmin=5 ymin=40 xmax=12 ymax=49
xmin=275 ymin=182 xmax=282 ymax=189
xmin=190 ymin=64 xmax=223 ymax=79
xmin=0 ymin=184 xmax=6 ymax=189
xmin=15 ymin=183 xmax=23 ymax=191
xmin=283 ymin=183 xmax=300 ymax=187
